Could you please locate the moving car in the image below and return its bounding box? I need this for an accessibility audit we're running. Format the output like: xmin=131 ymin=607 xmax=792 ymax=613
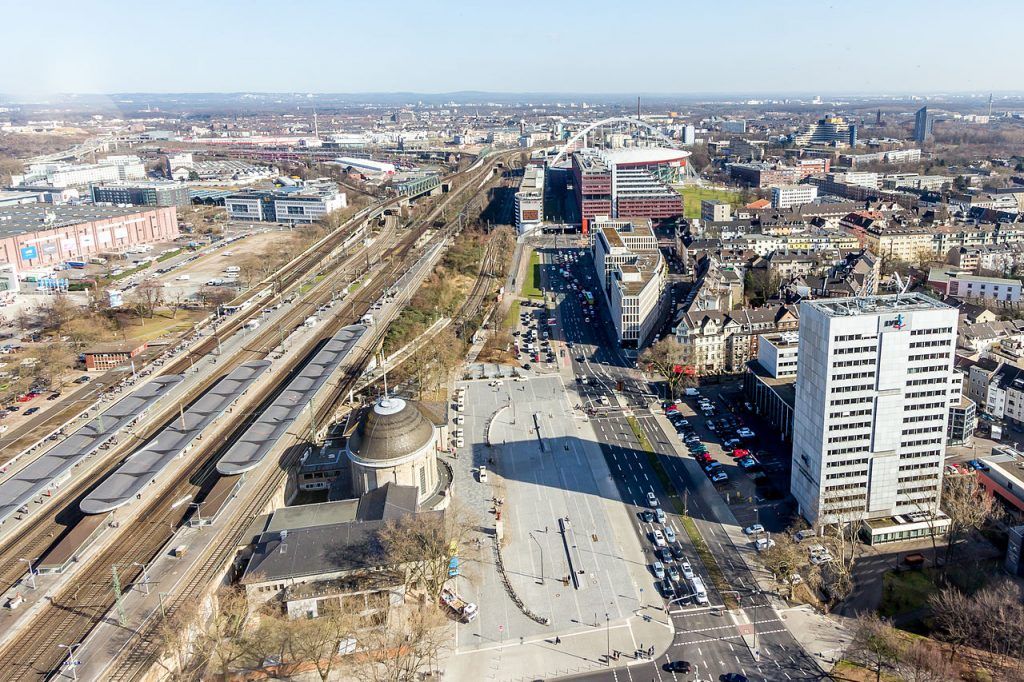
xmin=744 ymin=524 xmax=765 ymax=535
xmin=680 ymin=561 xmax=695 ymax=580
xmin=647 ymin=491 xmax=659 ymax=507
xmin=640 ymin=510 xmax=655 ymax=523
xmin=667 ymin=565 xmax=680 ymax=582
xmin=664 ymin=526 xmax=676 ymax=543
xmin=652 ymin=561 xmax=665 ymax=579
xmin=663 ymin=660 xmax=691 ymax=674
xmin=651 ymin=530 xmax=667 ymax=547
xmin=655 ymin=508 xmax=666 ymax=524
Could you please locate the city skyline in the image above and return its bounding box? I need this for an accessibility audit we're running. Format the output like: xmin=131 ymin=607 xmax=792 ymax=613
xmin=6 ymin=0 xmax=1024 ymax=96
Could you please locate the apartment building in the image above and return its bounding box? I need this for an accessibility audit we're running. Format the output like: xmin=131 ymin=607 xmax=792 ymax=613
xmin=675 ymin=304 xmax=799 ymax=375
xmin=791 ymin=294 xmax=957 ymax=543
xmin=701 ymin=199 xmax=732 ymax=222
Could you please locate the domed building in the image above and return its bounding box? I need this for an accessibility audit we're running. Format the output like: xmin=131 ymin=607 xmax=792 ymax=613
xmin=346 ymin=396 xmax=443 ymax=505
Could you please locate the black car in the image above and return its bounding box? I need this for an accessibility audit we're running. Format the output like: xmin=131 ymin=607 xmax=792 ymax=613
xmin=640 ymin=510 xmax=655 ymax=523
xmin=664 ymin=661 xmax=691 ymax=674
xmin=721 ymin=675 xmax=748 ymax=682
xmin=658 ymin=547 xmax=673 ymax=563
xmin=658 ymin=579 xmax=675 ymax=597
xmin=670 ymin=545 xmax=685 ymax=560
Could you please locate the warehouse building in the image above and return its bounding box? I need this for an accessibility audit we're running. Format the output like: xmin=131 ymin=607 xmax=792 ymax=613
xmin=0 ymin=204 xmax=179 ymax=270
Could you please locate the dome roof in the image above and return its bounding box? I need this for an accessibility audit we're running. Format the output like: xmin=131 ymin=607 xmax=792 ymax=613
xmin=347 ymin=397 xmax=435 ymax=462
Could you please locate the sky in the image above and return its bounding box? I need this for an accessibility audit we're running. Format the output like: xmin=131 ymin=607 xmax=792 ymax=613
xmin=5 ymin=0 xmax=1023 ymax=96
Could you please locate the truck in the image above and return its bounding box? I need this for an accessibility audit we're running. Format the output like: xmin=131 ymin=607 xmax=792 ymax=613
xmin=360 ymin=313 xmax=375 ymax=326
xmin=688 ymin=576 xmax=709 ymax=605
xmin=303 ymin=315 xmax=318 ymax=329
xmin=440 ymin=587 xmax=478 ymax=622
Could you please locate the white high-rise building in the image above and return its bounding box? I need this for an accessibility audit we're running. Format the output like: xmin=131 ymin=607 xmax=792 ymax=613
xmin=791 ymin=294 xmax=956 ymax=543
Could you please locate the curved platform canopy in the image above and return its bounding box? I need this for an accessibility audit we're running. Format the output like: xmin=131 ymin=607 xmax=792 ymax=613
xmin=217 ymin=324 xmax=367 ymax=476
xmin=0 ymin=375 xmax=184 ymax=525
xmin=80 ymin=361 xmax=270 ymax=515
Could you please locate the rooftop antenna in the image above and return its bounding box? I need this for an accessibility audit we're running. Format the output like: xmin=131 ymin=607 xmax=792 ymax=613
xmin=381 ymin=351 xmax=389 ymax=400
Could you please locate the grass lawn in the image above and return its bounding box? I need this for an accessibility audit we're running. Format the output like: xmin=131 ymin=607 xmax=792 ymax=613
xmin=125 ymin=309 xmax=206 ymax=344
xmin=502 ymin=299 xmax=521 ymax=330
xmin=522 ymin=250 xmax=543 ymax=298
xmin=879 ymin=569 xmax=935 ymax=618
xmin=678 ymin=186 xmax=742 ymax=219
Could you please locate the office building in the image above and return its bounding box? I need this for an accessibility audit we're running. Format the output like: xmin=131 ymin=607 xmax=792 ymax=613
xmin=514 ymin=164 xmax=545 ymax=233
xmin=682 ymin=124 xmax=696 ymax=145
xmin=743 ymin=332 xmax=799 ymax=441
xmin=590 ymin=217 xmax=665 ymax=348
xmin=0 ymin=204 xmax=179 ymax=270
xmin=225 ymin=185 xmax=347 ymax=225
xmin=721 ymin=120 xmax=747 ymax=134
xmin=771 ymin=185 xmax=819 ymax=210
xmin=12 ymin=156 xmax=146 ymax=188
xmin=572 ymin=148 xmax=688 ymax=221
xmin=701 ymin=200 xmax=732 ymax=222
xmin=792 ymin=116 xmax=853 ymax=146
xmin=728 ymin=162 xmax=802 ymax=188
xmin=91 ymin=182 xmax=191 ymax=208
xmin=914 ymin=107 xmax=934 ymax=144
xmin=791 ymin=294 xmax=956 ymax=543
xmin=927 ymin=268 xmax=1023 ymax=303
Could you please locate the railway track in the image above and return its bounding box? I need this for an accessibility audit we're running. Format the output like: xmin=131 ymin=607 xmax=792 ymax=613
xmin=0 ymin=150 xmax=518 ymax=681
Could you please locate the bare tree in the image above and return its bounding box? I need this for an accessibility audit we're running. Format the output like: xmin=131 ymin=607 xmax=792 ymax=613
xmin=757 ymin=533 xmax=804 ymax=599
xmin=240 ymin=613 xmax=296 ymax=679
xmin=200 ymin=586 xmax=250 ymax=681
xmin=130 ymin=280 xmax=164 ymax=319
xmin=847 ymin=612 xmax=901 ymax=682
xmin=197 ymin=286 xmax=235 ymax=310
xmin=941 ymin=474 xmax=1002 ymax=567
xmin=353 ymin=601 xmax=449 ymax=682
xmin=896 ymin=638 xmax=953 ymax=682
xmin=639 ymin=336 xmax=695 ymax=400
xmin=152 ymin=599 xmax=210 ymax=681
xmin=285 ymin=608 xmax=358 ymax=682
xmin=38 ymin=293 xmax=77 ymax=334
xmin=375 ymin=508 xmax=471 ymax=602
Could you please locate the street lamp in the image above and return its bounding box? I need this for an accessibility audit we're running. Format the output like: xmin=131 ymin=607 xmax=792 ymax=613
xmin=132 ymin=561 xmax=151 ymax=595
xmin=188 ymin=501 xmax=203 ymax=526
xmin=19 ymin=558 xmax=37 ymax=590
xmin=58 ymin=643 xmax=81 ymax=681
xmin=529 ymin=532 xmax=544 ymax=585
xmin=605 ymin=612 xmax=610 ymax=665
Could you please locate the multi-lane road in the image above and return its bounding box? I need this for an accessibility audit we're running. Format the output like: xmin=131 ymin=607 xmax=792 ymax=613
xmin=535 ymin=247 xmax=824 ymax=682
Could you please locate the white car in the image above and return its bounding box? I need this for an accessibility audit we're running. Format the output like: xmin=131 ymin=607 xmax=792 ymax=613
xmin=655 ymin=508 xmax=666 ymax=524
xmin=744 ymin=524 xmax=765 ymax=535
xmin=652 ymin=561 xmax=665 ymax=579
xmin=478 ymin=466 xmax=488 ymax=483
xmin=647 ymin=491 xmax=659 ymax=507
xmin=664 ymin=526 xmax=677 ymax=543
xmin=755 ymin=537 xmax=776 ymax=552
xmin=680 ymin=561 xmax=695 ymax=580
xmin=651 ymin=530 xmax=667 ymax=547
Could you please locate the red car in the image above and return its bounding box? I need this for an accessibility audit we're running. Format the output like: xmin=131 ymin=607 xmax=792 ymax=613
xmin=696 ymin=453 xmax=714 ymax=464
xmin=15 ymin=394 xmax=32 ymax=403
xmin=732 ymin=448 xmax=750 ymax=459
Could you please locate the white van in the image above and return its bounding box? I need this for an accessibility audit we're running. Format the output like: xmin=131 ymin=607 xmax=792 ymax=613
xmin=684 ymin=388 xmax=700 ymax=397
xmin=455 ymin=437 xmax=464 ymax=448
xmin=224 ymin=266 xmax=240 ymax=274
xmin=478 ymin=466 xmax=488 ymax=483
xmin=175 ymin=274 xmax=190 ymax=281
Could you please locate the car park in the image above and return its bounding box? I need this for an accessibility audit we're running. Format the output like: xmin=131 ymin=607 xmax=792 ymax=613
xmin=967 ymin=459 xmax=990 ymax=472
xmin=731 ymin=448 xmax=750 ymax=458
xmin=738 ymin=456 xmax=759 ymax=470
xmin=793 ymin=529 xmax=816 ymax=543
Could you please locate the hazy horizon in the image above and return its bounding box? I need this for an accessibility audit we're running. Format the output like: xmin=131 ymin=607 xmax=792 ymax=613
xmin=7 ymin=0 xmax=1024 ymax=96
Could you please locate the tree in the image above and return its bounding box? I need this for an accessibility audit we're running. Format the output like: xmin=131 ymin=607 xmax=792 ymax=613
xmin=199 ymin=586 xmax=250 ymax=681
xmin=374 ymin=508 xmax=471 ymax=603
xmin=152 ymin=599 xmax=210 ymax=681
xmin=639 ymin=336 xmax=694 ymax=400
xmin=941 ymin=473 xmax=1002 ymax=567
xmin=353 ymin=601 xmax=449 ymax=682
xmin=847 ymin=612 xmax=901 ymax=682
xmin=130 ymin=280 xmax=164 ymax=319
xmin=197 ymin=286 xmax=235 ymax=310
xmin=240 ymin=613 xmax=297 ymax=679
xmin=757 ymin=533 xmax=804 ymax=599
xmin=285 ymin=609 xmax=358 ymax=682
xmin=896 ymin=639 xmax=953 ymax=682
xmin=38 ymin=293 xmax=77 ymax=334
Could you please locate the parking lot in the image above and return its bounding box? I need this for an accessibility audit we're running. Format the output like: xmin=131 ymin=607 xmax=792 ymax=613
xmin=660 ymin=382 xmax=797 ymax=537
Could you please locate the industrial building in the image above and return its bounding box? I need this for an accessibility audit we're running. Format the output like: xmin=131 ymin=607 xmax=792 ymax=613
xmin=334 ymin=156 xmax=396 ymax=176
xmin=514 ymin=164 xmax=545 ymax=233
xmin=0 ymin=204 xmax=179 ymax=271
xmin=572 ymin=147 xmax=687 ymax=222
xmin=590 ymin=217 xmax=665 ymax=348
xmin=91 ymin=181 xmax=191 ymax=207
xmin=791 ymin=294 xmax=957 ymax=543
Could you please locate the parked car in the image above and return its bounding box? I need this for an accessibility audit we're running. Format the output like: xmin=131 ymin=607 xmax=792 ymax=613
xmin=711 ymin=471 xmax=729 ymax=484
xmin=755 ymin=537 xmax=776 ymax=552
xmin=744 ymin=524 xmax=765 ymax=535
xmin=23 ymin=407 xmax=39 ymax=416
